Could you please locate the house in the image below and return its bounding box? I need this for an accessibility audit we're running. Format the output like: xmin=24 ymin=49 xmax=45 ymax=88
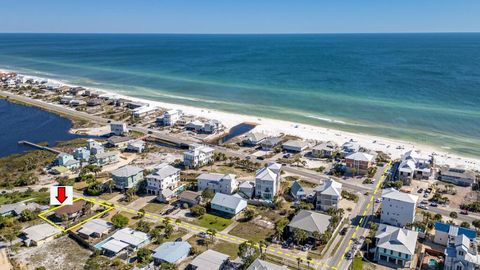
xmin=439 ymin=165 xmax=476 ymax=187
xmin=92 ymin=151 xmax=119 ymax=167
xmin=255 ymin=163 xmax=282 ymax=200
xmin=152 ymin=241 xmax=191 ymax=264
xmin=127 ymin=140 xmax=145 ymax=153
xmin=189 ymin=250 xmax=230 ymax=270
xmin=312 ymin=141 xmax=338 ymax=158
xmin=107 ymin=136 xmax=133 ymax=150
xmin=110 ymin=122 xmax=129 ymax=136
xmin=179 ymin=191 xmax=202 ymax=206
xmin=242 ymin=132 xmax=268 ymax=146
xmin=239 ymin=181 xmax=255 ymax=199
xmin=55 ymin=153 xmax=80 ymax=170
xmin=70 ymin=99 xmax=86 ymax=107
xmin=434 ymin=222 xmax=477 ymax=246
xmin=145 ymin=163 xmax=181 ymax=202
xmin=380 ymin=188 xmax=418 ymax=227
xmin=444 ymin=234 xmax=480 ymax=270
xmin=78 ymin=219 xmax=113 ymax=239
xmin=397 ymin=150 xmax=433 ymax=182
xmin=22 ymin=223 xmax=61 ymax=247
xmin=99 ymin=228 xmax=150 ymax=256
xmin=345 ymin=152 xmax=374 ymax=174
xmin=87 ymin=139 xmax=104 ymax=155
xmin=315 ymin=179 xmax=342 ymax=211
xmin=290 ymin=181 xmax=315 ymax=201
xmin=197 ymin=173 xmax=238 ymax=195
xmin=69 ymin=87 xmax=86 ymax=96
xmin=260 ymin=137 xmax=282 ymax=151
xmin=73 ymin=147 xmax=90 ymax=162
xmin=158 ymin=109 xmax=182 ymax=126
xmin=282 ymin=140 xmax=309 ymax=153
xmin=60 ymin=95 xmax=74 ymax=104
xmin=288 ymin=210 xmax=330 ymax=237
xmin=112 ymin=165 xmax=144 ymax=189
xmin=183 ymin=144 xmax=214 ymax=168
xmin=0 ymin=202 xmax=46 ymax=217
xmin=246 ymin=258 xmax=288 ymax=270
xmin=132 ymin=106 xmax=158 ymax=118
xmin=54 ymin=200 xmax=86 ymax=220
xmin=186 ymin=120 xmax=204 ymax=133
xmin=87 ymin=98 xmax=103 ymax=107
xmin=374 ymin=224 xmax=418 ymax=268
xmin=203 ymin=119 xmax=222 ymax=134
xmin=340 ymin=141 xmax=360 ymax=157
xmin=211 ymin=193 xmax=247 ymax=217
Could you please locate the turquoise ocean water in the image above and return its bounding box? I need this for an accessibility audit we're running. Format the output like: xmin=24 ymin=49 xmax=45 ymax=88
xmin=0 ymin=33 xmax=479 ymax=157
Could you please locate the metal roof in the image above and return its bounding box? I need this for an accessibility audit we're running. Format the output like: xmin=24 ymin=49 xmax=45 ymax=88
xmin=152 ymin=241 xmax=191 ymax=263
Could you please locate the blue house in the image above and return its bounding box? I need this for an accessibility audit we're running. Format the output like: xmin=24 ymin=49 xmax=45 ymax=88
xmin=152 ymin=241 xmax=191 ymax=264
xmin=433 ymin=222 xmax=477 ymax=246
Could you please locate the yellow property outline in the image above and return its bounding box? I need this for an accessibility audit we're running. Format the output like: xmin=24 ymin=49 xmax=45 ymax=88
xmin=37 ymin=197 xmax=114 ymax=233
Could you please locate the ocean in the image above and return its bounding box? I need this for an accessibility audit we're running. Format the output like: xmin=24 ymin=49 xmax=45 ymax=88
xmin=0 ymin=99 xmax=80 ymax=157
xmin=0 ymin=33 xmax=479 ymax=157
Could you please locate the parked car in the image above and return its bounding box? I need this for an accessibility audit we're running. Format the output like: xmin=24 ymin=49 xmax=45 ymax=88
xmin=375 ymin=198 xmax=382 ymax=203
xmin=421 ymin=200 xmax=429 ymax=204
xmin=197 ymin=232 xmax=207 ymax=238
xmin=430 ymin=202 xmax=438 ymax=207
xmin=340 ymin=227 xmax=348 ymax=236
xmin=417 ymin=188 xmax=424 ymax=193
xmin=345 ymin=251 xmax=353 ymax=260
xmin=418 ymin=205 xmax=429 ymax=210
xmin=460 ymin=210 xmax=469 ymax=215
xmin=256 ymin=156 xmax=265 ymax=160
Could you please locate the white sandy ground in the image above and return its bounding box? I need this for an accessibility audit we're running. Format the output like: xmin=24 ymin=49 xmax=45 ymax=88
xmin=4 ymin=69 xmax=480 ymax=171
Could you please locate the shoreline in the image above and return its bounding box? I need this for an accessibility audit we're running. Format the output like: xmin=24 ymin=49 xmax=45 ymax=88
xmin=2 ymin=68 xmax=479 ymax=171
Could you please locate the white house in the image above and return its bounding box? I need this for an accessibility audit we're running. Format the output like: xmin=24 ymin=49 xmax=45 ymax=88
xmin=242 ymin=132 xmax=268 ymax=146
xmin=127 ymin=140 xmax=145 ymax=153
xmin=444 ymin=234 xmax=480 ymax=270
xmin=340 ymin=141 xmax=360 ymax=157
xmin=159 ymin=109 xmax=182 ymax=126
xmin=87 ymin=139 xmax=104 ymax=155
xmin=374 ymin=224 xmax=418 ymax=268
xmin=211 ymin=193 xmax=247 ymax=216
xmin=398 ymin=150 xmax=433 ymax=182
xmin=183 ymin=144 xmax=214 ymax=168
xmin=99 ymin=228 xmax=150 ymax=256
xmin=197 ymin=173 xmax=238 ymax=195
xmin=255 ymin=163 xmax=282 ymax=200
xmin=55 ymin=153 xmax=80 ymax=170
xmin=110 ymin=122 xmax=129 ymax=136
xmin=145 ymin=163 xmax=181 ymax=202
xmin=433 ymin=222 xmax=477 ymax=246
xmin=132 ymin=106 xmax=158 ymax=118
xmin=380 ymin=188 xmax=418 ymax=227
xmin=315 ymin=179 xmax=342 ymax=211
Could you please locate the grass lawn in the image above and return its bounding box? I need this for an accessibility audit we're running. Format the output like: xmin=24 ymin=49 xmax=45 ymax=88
xmin=187 ymin=236 xmax=239 ymax=259
xmin=229 ymin=222 xmax=274 ymax=242
xmin=0 ymin=191 xmax=49 ymax=205
xmin=73 ymin=181 xmax=88 ymax=191
xmin=99 ymin=191 xmax=121 ymax=200
xmin=210 ymin=165 xmax=251 ymax=177
xmin=352 ymin=256 xmax=364 ymax=270
xmin=141 ymin=202 xmax=167 ymax=214
xmin=104 ymin=211 xmax=139 ymax=226
xmin=165 ymin=228 xmax=188 ymax=242
xmin=189 ymin=213 xmax=233 ymax=231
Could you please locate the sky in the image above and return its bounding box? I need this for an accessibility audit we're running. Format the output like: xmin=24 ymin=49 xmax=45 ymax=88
xmin=1 ymin=0 xmax=479 ymax=34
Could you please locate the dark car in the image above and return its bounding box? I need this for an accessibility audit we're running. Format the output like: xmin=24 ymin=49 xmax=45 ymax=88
xmin=417 ymin=188 xmax=424 ymax=193
xmin=256 ymin=156 xmax=265 ymax=160
xmin=175 ymin=237 xmax=183 ymax=242
xmin=340 ymin=227 xmax=348 ymax=236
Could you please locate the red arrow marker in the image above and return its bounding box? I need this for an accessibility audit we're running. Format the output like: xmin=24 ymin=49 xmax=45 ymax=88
xmin=56 ymin=186 xmax=67 ymax=203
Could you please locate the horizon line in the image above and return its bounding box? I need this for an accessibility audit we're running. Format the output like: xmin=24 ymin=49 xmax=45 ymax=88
xmin=0 ymin=31 xmax=480 ymax=35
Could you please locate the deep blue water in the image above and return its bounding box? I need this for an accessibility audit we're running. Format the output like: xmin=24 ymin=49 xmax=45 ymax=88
xmin=0 ymin=99 xmax=80 ymax=157
xmin=0 ymin=33 xmax=479 ymax=157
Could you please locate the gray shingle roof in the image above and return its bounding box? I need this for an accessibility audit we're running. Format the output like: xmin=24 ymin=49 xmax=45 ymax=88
xmin=148 ymin=164 xmax=179 ymax=179
xmin=112 ymin=165 xmax=143 ymax=178
xmin=189 ymin=250 xmax=230 ymax=270
xmin=288 ymin=210 xmax=330 ymax=234
xmin=375 ymin=224 xmax=418 ymax=255
xmin=211 ymin=193 xmax=245 ymax=210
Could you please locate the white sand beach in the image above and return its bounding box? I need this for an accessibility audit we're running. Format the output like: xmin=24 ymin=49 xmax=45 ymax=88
xmin=5 ymin=70 xmax=480 ymax=171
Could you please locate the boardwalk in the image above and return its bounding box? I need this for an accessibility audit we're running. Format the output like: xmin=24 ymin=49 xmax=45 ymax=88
xmin=18 ymin=140 xmax=62 ymax=154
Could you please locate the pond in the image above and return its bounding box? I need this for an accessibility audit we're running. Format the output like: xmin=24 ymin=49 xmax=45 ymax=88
xmin=0 ymin=99 xmax=81 ymax=157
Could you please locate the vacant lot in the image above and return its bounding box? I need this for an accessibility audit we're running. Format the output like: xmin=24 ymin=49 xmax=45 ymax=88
xmin=189 ymin=213 xmax=233 ymax=231
xmin=187 ymin=235 xmax=239 ymax=259
xmin=141 ymin=202 xmax=167 ymax=214
xmin=229 ymin=221 xmax=274 ymax=242
xmin=16 ymin=236 xmax=91 ymax=270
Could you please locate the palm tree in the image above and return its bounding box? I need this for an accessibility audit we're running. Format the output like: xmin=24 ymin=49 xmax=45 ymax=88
xmin=365 ymin=238 xmax=372 ymax=255
xmin=312 ymin=231 xmax=321 ymax=248
xmin=306 ymin=256 xmax=312 ymax=269
xmin=106 ymin=180 xmax=114 ymax=194
xmin=297 ymin=257 xmax=302 ymax=270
